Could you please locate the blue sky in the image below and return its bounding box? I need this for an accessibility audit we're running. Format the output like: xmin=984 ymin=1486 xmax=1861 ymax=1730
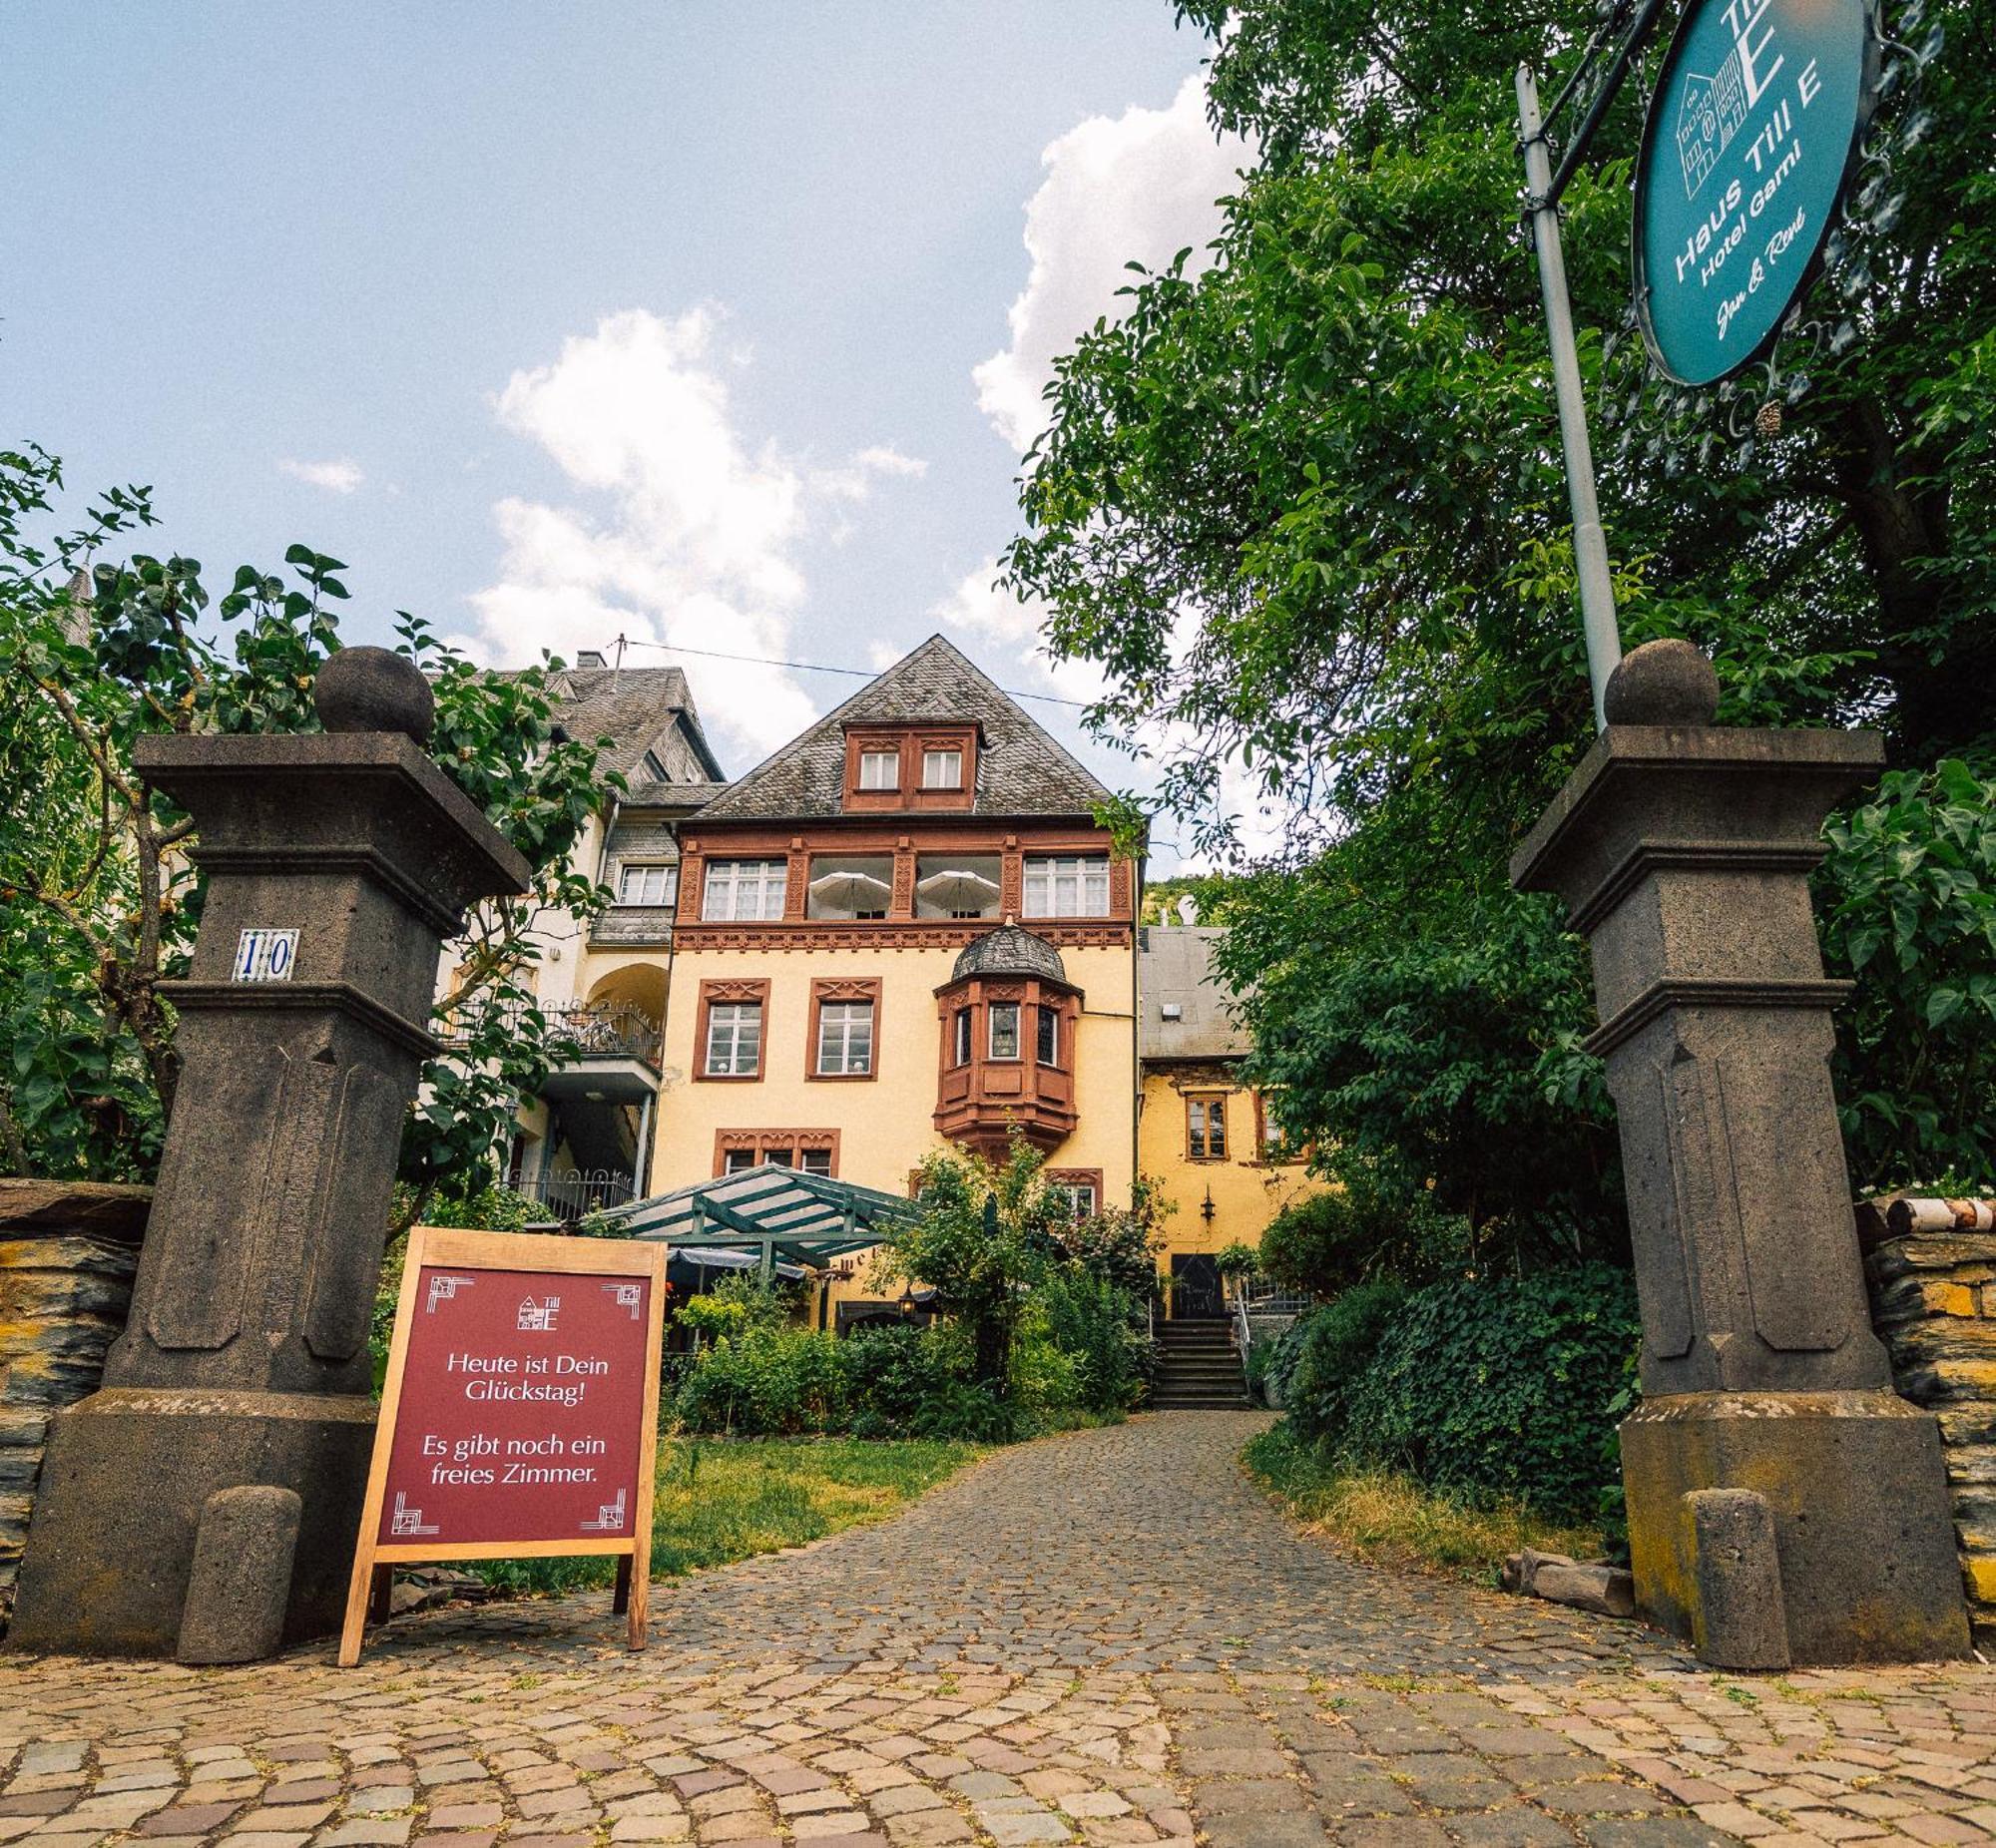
xmin=3 ymin=4 xmax=1249 ymax=866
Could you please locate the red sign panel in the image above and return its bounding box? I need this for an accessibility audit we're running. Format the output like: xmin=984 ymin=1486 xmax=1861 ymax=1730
xmin=376 ymin=1263 xmax=654 ymax=1548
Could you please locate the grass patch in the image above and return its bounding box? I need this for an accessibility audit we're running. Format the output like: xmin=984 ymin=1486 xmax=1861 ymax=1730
xmin=1245 ymin=1423 xmax=1605 ymax=1583
xmin=471 ymin=1436 xmax=984 ymax=1597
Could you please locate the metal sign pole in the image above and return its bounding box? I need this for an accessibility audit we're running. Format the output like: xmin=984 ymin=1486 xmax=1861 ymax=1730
xmin=1516 ymin=64 xmax=1624 ymax=732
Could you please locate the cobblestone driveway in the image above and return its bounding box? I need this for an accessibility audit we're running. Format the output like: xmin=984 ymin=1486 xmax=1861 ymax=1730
xmin=7 ymin=1414 xmax=1996 ymax=1848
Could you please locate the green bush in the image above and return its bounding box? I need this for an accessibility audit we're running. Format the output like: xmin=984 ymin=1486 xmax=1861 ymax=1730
xmin=1028 ymin=1270 xmax=1149 ymax=1413
xmin=1257 ymin=1173 xmax=1466 ymax=1300
xmin=674 ymin=1322 xmax=848 ymax=1436
xmin=1276 ymin=1278 xmax=1408 ymax=1443
xmin=1335 ymin=1265 xmax=1640 ymax=1521
xmin=836 ymin=1322 xmax=970 ymax=1431
xmin=908 ymin=1380 xmax=1023 ymax=1443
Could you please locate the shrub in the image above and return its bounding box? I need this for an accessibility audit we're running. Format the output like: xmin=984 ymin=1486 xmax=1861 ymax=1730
xmin=908 ymin=1381 xmax=1022 ymax=1443
xmin=836 ymin=1322 xmax=969 ymax=1431
xmin=1028 ymin=1270 xmax=1149 ymax=1413
xmin=1214 ymin=1241 xmax=1260 ymax=1279
xmin=674 ymin=1323 xmax=848 ymax=1436
xmin=1257 ymin=1172 xmax=1466 ymax=1300
xmin=1335 ymin=1265 xmax=1639 ymax=1521
xmin=1279 ymin=1278 xmax=1409 ymax=1446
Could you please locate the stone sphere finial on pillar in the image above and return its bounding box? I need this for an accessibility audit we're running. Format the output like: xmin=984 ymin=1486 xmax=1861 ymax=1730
xmin=1602 ymin=638 xmax=1721 ymax=727
xmin=314 ymin=646 xmax=435 ymax=744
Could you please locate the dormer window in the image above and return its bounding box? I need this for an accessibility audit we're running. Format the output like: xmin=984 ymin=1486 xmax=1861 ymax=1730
xmin=843 ymin=725 xmax=977 ymax=811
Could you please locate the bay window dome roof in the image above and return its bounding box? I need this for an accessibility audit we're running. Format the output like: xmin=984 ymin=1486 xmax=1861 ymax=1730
xmin=951 ymin=923 xmax=1068 ymax=986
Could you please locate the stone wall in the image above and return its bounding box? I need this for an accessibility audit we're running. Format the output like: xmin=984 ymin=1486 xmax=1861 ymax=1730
xmin=1861 ymin=1194 xmax=1996 ymax=1650
xmin=0 ymin=1179 xmax=148 ymax=1617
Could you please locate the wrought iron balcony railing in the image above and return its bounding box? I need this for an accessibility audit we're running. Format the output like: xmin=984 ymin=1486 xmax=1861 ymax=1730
xmin=512 ymin=1167 xmax=639 ymax=1222
xmin=442 ymin=1000 xmax=663 ymax=1070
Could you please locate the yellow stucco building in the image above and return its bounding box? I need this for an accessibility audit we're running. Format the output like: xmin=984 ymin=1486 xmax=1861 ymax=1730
xmin=482 ymin=637 xmax=1314 ymax=1325
xmin=1136 ymin=922 xmax=1322 ymax=1314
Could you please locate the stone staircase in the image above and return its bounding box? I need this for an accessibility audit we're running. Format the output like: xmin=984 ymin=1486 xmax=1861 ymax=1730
xmin=1151 ymin=1316 xmax=1249 ymax=1410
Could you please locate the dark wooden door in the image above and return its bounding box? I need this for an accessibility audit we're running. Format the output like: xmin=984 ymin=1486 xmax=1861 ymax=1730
xmin=1171 ymin=1252 xmax=1224 ymax=1319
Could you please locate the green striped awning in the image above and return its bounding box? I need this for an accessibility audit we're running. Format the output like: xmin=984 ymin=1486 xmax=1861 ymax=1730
xmin=597 ymin=1162 xmax=916 ymax=1268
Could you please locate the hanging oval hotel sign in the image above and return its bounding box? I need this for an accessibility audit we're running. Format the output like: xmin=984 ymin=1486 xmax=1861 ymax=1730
xmin=1635 ymin=0 xmax=1880 ymax=387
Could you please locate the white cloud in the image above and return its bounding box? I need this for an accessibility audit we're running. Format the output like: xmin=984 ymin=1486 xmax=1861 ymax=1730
xmin=974 ymin=71 xmax=1249 ymax=454
xmin=279 ymin=457 xmax=363 ymax=494
xmin=931 ymin=560 xmax=1106 ymax=709
xmin=464 ymin=306 xmax=921 ymax=762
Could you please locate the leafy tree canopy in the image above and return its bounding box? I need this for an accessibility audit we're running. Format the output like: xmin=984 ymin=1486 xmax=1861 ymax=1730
xmin=1006 ymin=0 xmax=1995 ymax=1230
xmin=0 ymin=445 xmax=620 ymax=1216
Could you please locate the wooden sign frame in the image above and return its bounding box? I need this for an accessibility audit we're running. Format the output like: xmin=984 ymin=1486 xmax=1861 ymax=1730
xmin=339 ymin=1225 xmax=668 ymax=1666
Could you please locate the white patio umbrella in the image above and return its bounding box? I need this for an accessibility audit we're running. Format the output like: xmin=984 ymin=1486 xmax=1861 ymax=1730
xmin=807 ymin=868 xmax=893 ymax=913
xmin=915 ymin=867 xmax=1001 ymax=913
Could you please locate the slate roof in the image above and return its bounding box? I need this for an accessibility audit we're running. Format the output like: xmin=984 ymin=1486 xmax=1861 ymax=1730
xmin=547 ymin=667 xmax=726 ymax=783
xmin=1138 ymin=927 xmax=1250 ymax=1061
xmin=696 ymin=635 xmax=1109 ymax=822
xmin=620 ymin=778 xmax=732 ymax=811
xmin=952 ymin=925 xmax=1069 ymax=986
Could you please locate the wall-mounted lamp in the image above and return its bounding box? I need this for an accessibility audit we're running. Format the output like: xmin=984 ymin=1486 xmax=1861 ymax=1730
xmin=1200 ymin=1186 xmax=1217 ymax=1225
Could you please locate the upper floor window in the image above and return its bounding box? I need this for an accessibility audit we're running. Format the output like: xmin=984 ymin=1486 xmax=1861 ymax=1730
xmin=1048 ymin=1179 xmax=1097 ymax=1219
xmin=922 ymin=748 xmax=963 ymax=790
xmin=1023 ymin=854 xmax=1111 ymax=919
xmin=858 ymin=749 xmax=899 ymax=791
xmin=915 ymin=853 xmax=1001 ymax=920
xmin=953 ymin=1008 xmax=972 ymax=1067
xmin=806 ymin=854 xmax=892 ymax=921
xmin=1036 ymin=1004 xmax=1060 ymax=1067
xmin=1188 ymin=1094 xmax=1228 ymax=1160
xmin=705 ymin=1002 xmax=762 ymax=1077
xmin=618 ymin=862 xmax=678 ymax=908
xmin=704 ymin=858 xmax=787 ymax=921
xmin=816 ymin=999 xmax=875 ymax=1077
xmin=988 ymin=1001 xmax=1022 ymax=1061
xmin=1259 ymin=1093 xmax=1300 ymax=1162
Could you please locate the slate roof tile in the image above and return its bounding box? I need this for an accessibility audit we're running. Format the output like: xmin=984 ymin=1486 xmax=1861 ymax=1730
xmin=696 ymin=635 xmax=1108 ymax=822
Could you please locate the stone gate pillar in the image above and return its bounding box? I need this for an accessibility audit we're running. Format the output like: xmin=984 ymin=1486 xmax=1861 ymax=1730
xmin=1511 ymin=640 xmax=1968 ymax=1665
xmin=8 ymin=649 xmax=528 ymax=1655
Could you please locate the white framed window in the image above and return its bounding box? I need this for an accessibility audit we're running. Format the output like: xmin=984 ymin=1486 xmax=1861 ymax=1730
xmin=988 ymin=1001 xmax=1021 ymax=1061
xmin=1049 ymin=1181 xmax=1097 ymax=1219
xmin=705 ymin=1001 xmax=762 ymax=1076
xmin=858 ymin=749 xmax=899 ymax=791
xmin=953 ymin=1008 xmax=972 ymax=1067
xmin=1036 ymin=1005 xmax=1059 ymax=1067
xmin=617 ymin=861 xmax=678 ymax=907
xmin=816 ymin=999 xmax=875 ymax=1077
xmin=723 ymin=1148 xmax=756 ymax=1173
xmin=799 ymin=1148 xmax=833 ymax=1176
xmin=1023 ymin=854 xmax=1111 ymax=918
xmin=704 ymin=858 xmax=787 ymax=921
xmin=921 ymin=747 xmax=963 ymax=790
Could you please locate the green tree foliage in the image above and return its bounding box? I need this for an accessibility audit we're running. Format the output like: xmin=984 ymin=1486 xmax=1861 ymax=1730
xmin=1819 ymin=758 xmax=1996 ymax=1188
xmin=0 ymin=446 xmax=618 ymax=1210
xmin=1004 ymin=1 xmax=1996 ymax=1213
xmin=1277 ymin=1268 xmax=1640 ymax=1522
xmin=1257 ymin=1167 xmax=1470 ymax=1298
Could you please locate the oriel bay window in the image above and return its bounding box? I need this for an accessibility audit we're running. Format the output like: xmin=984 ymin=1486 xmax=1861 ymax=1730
xmin=933 ymin=927 xmax=1082 ymax=1156
xmin=698 ymin=980 xmax=769 ymax=1081
xmin=810 ymin=978 xmax=881 ymax=1079
xmin=1023 ymin=853 xmax=1111 ymax=919
xmin=703 ymin=858 xmax=787 ymax=921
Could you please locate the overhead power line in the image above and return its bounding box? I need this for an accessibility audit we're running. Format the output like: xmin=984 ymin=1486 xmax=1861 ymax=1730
xmin=606 ymin=634 xmax=1095 ymax=711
